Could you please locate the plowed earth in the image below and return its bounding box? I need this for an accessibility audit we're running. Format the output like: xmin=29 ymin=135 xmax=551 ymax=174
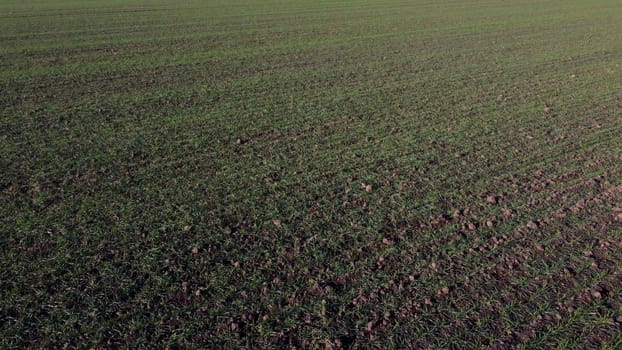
xmin=1 ymin=0 xmax=621 ymax=348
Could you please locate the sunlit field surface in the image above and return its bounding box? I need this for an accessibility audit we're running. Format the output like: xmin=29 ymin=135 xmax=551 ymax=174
xmin=2 ymin=0 xmax=622 ymax=347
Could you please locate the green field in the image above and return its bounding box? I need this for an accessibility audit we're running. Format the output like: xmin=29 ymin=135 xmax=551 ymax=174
xmin=2 ymin=0 xmax=622 ymax=348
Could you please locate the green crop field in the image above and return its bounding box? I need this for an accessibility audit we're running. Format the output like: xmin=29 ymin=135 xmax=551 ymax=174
xmin=2 ymin=0 xmax=622 ymax=348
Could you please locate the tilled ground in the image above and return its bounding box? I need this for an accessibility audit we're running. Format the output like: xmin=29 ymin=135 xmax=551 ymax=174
xmin=1 ymin=0 xmax=622 ymax=348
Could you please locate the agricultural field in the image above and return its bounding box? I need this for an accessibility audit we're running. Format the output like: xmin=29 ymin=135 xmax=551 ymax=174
xmin=2 ymin=0 xmax=622 ymax=348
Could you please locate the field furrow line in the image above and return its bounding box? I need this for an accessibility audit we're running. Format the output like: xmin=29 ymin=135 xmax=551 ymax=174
xmin=208 ymin=168 xmax=622 ymax=338
xmin=364 ymin=198 xmax=622 ymax=347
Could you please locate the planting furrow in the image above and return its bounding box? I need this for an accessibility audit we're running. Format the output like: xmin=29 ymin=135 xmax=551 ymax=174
xmin=3 ymin=75 xmax=620 ymax=227
xmin=4 ymin=32 xmax=619 ymax=127
xmin=489 ymin=258 xmax=622 ymax=349
xmin=215 ymin=149 xmax=620 ymax=273
xmin=437 ymin=214 xmax=622 ymax=347
xmin=5 ymin=10 xmax=618 ymax=87
xmin=357 ymin=193 xmax=622 ymax=347
xmin=251 ymin=197 xmax=620 ymax=348
xmin=206 ymin=144 xmax=619 ymax=274
xmin=206 ymin=167 xmax=622 ymax=339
